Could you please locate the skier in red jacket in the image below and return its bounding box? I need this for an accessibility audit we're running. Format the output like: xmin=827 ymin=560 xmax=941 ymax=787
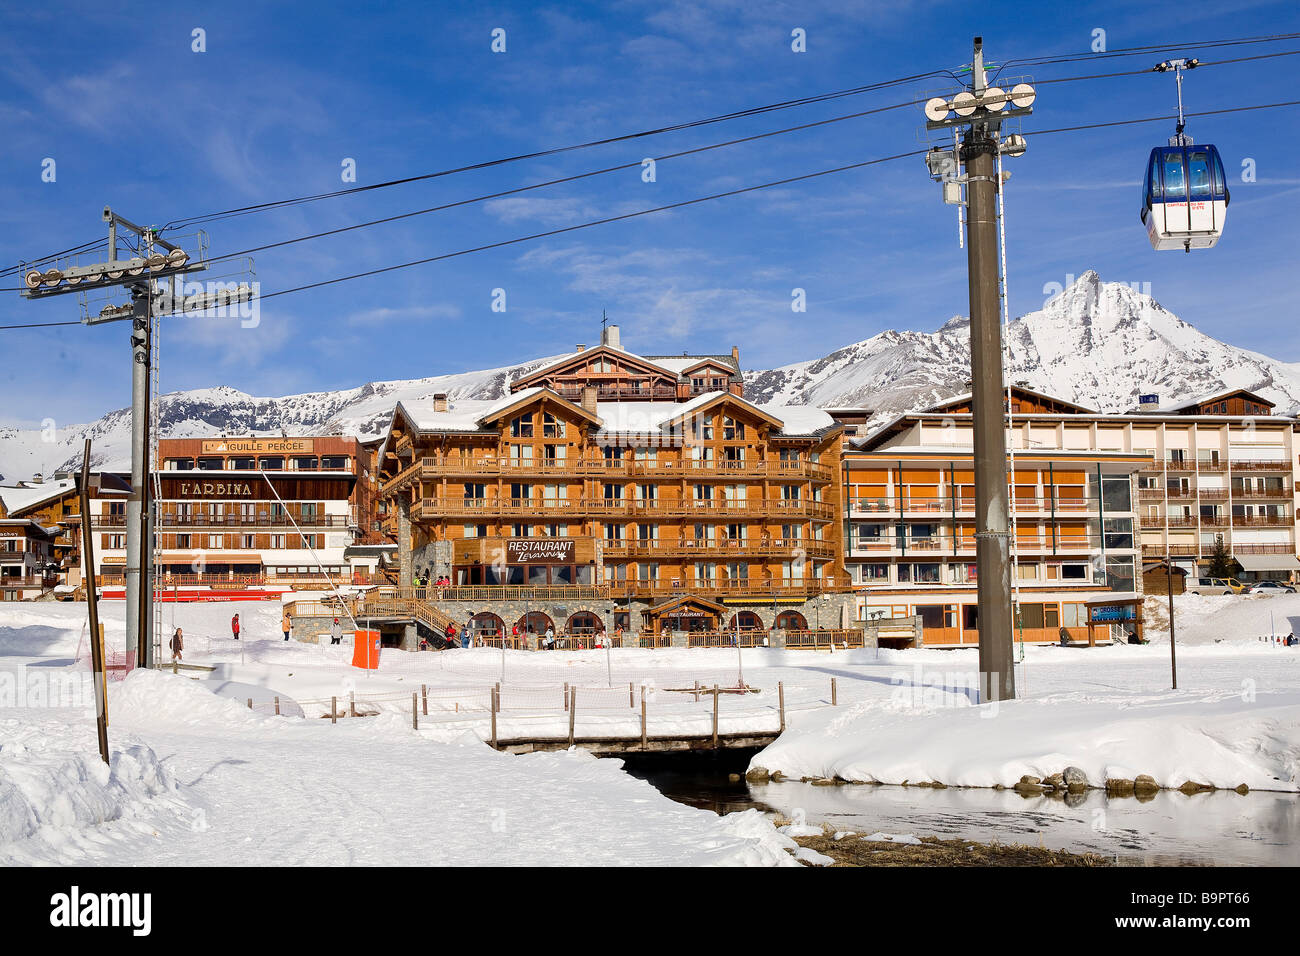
xmin=231 ymin=613 xmax=240 ymax=641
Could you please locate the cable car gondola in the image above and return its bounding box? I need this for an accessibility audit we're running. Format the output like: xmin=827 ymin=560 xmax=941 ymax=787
xmin=1141 ymin=142 xmax=1229 ymax=251
xmin=1139 ymin=58 xmax=1229 ymax=252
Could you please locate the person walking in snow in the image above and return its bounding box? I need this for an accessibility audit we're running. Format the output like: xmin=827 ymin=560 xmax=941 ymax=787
xmin=169 ymin=627 xmax=184 ymax=663
xmin=231 ymin=613 xmax=240 ymax=641
xmin=330 ymin=617 xmax=343 ymax=645
xmin=282 ymin=610 xmax=292 ymax=642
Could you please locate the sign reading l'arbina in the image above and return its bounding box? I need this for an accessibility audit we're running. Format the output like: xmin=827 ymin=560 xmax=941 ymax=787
xmin=505 ymin=539 xmax=576 ymax=565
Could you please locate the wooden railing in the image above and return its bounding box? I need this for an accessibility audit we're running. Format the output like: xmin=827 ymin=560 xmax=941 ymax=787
xmin=601 ymin=538 xmax=836 ymax=558
xmin=410 ymin=456 xmax=833 ymax=481
xmin=435 ymin=585 xmax=610 ymax=602
xmin=848 ymin=495 xmax=1095 ymax=515
xmin=412 ymin=496 xmax=835 ymax=519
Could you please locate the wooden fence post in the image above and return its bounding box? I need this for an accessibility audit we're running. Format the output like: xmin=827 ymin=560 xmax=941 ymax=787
xmin=421 ymin=684 xmax=428 ymax=716
xmin=568 ymin=688 xmax=576 ymax=747
xmin=274 ymin=696 xmax=281 ymax=716
xmin=778 ymin=681 xmax=786 ymax=732
xmin=563 ymin=682 xmax=569 ymax=711
xmin=491 ymin=686 xmax=499 ymax=750
xmin=349 ymin=692 xmax=356 ymax=718
xmin=640 ymin=686 xmax=647 ymax=749
xmin=831 ymin=677 xmax=837 ymax=706
xmin=694 ymin=679 xmax=700 ymax=703
xmin=712 ymin=684 xmax=719 ymax=748
xmin=246 ymin=697 xmax=253 ymax=710
xmin=412 ymin=692 xmax=419 ymax=730
xmin=629 ymin=681 xmax=634 ymax=708
xmin=331 ymin=696 xmax=337 ymax=725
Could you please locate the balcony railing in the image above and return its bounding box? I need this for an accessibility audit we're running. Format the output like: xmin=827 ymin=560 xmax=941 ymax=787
xmin=848 ymin=535 xmax=1095 ymax=555
xmin=1230 ymin=459 xmax=1290 ymax=471
xmin=847 ymin=495 xmax=1095 ymax=516
xmin=415 ymin=496 xmax=834 ymax=519
xmin=411 ymin=456 xmax=832 ymax=481
xmin=601 ymin=537 xmax=836 ymax=558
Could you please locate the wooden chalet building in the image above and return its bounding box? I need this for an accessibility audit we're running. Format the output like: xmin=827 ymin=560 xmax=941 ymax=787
xmin=375 ymin=326 xmax=854 ymax=642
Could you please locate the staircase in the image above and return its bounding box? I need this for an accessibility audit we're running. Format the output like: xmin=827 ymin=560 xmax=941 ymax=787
xmin=358 ymin=589 xmax=458 ymax=633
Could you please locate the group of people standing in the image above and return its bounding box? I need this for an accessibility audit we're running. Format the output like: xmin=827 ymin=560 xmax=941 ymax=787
xmin=413 ymin=573 xmax=452 ymax=599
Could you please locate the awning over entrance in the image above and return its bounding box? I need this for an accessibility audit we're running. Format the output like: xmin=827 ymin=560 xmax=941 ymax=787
xmin=1234 ymin=552 xmax=1300 ymax=572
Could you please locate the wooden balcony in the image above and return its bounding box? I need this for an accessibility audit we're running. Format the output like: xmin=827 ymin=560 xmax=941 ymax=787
xmin=411 ymin=456 xmax=832 ymax=481
xmin=601 ymin=537 xmax=836 ymax=559
xmin=414 ymin=496 xmax=835 ymax=520
xmin=1230 ymin=459 xmax=1290 ymax=471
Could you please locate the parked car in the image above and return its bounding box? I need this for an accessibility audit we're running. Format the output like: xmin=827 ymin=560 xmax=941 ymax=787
xmin=1209 ymin=577 xmax=1249 ymax=593
xmin=1187 ymin=577 xmax=1233 ymax=596
xmin=1248 ymin=581 xmax=1297 ymax=594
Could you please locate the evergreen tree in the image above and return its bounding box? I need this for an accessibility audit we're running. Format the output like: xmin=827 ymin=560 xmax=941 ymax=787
xmin=1206 ymin=534 xmax=1236 ymax=579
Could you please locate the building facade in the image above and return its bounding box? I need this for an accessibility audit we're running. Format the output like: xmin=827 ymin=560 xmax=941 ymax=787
xmin=80 ymin=436 xmax=378 ymax=597
xmin=376 ymin=328 xmax=853 ymax=640
xmin=844 ymin=404 xmax=1147 ymax=646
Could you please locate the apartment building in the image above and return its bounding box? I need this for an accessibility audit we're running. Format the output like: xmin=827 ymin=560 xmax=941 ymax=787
xmin=844 ymin=394 xmax=1147 ymax=646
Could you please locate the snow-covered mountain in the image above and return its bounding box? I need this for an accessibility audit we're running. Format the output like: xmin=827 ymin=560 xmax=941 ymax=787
xmin=745 ymin=271 xmax=1300 ymax=418
xmin=5 ymin=272 xmax=1298 ymax=481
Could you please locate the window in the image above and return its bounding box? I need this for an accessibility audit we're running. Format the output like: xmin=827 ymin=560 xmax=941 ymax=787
xmin=1102 ymin=517 xmax=1134 ymax=550
xmin=726 ymin=561 xmax=748 ymax=582
xmin=209 ymin=535 xmax=223 ymax=549
xmin=1105 ymin=556 xmax=1135 ymax=593
xmin=175 ymin=534 xmax=190 ymax=548
xmin=859 ymin=563 xmax=889 ymax=581
xmin=1101 ymin=477 xmax=1132 ymax=513
xmin=603 ymin=483 xmax=623 ymax=501
xmin=1061 ymin=563 xmax=1088 ymax=580
xmin=510 ymin=415 xmax=534 ymax=438
xmin=293 ymin=456 xmax=318 ymax=470
xmin=637 ymin=562 xmax=658 ymax=583
xmin=271 ymin=534 xmax=286 ymax=548
xmin=512 ymin=523 xmax=531 ymax=537
xmin=723 ymin=417 xmax=745 ymax=440
xmin=1016 ymin=562 xmax=1038 ymax=581
xmin=230 ymin=457 xmax=255 ymax=470
xmin=166 ymin=457 xmax=194 ymax=470
xmin=196 ymin=457 xmax=223 ymax=470
xmin=463 ymin=524 xmax=480 ymax=538
xmin=898 ymin=563 xmax=941 ymax=584
xmin=510 ymin=483 xmax=531 ymax=503
xmin=694 ymin=484 xmax=713 ymax=503
xmin=240 ymin=535 xmax=254 ymax=549
xmin=695 ymin=562 xmax=716 ymax=583
xmin=544 ymin=444 xmax=566 ymax=463
xmin=693 ymin=418 xmax=714 ymax=440
xmin=604 ymin=523 xmax=623 ymax=542
xmin=258 ymin=456 xmax=284 ymax=470
xmin=542 ymin=413 xmax=565 ymax=439
xmin=321 ymin=456 xmax=348 ymax=470
xmin=509 ymin=444 xmax=533 ymax=464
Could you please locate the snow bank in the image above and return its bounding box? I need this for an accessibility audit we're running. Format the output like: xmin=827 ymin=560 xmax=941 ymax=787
xmin=1150 ymin=592 xmax=1300 ymax=646
xmin=0 ymin=709 xmax=176 ymax=856
xmin=751 ymin=689 xmax=1300 ymax=793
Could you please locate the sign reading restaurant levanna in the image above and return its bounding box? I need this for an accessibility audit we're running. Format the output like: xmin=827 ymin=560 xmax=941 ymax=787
xmin=505 ymin=539 xmax=575 ymax=565
xmin=200 ymin=438 xmax=315 ymax=454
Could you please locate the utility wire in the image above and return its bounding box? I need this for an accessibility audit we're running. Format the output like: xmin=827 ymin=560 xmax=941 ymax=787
xmin=159 ymin=69 xmax=957 ymax=233
xmin=3 ymin=97 xmax=1297 ymax=331
xmin=161 ymin=31 xmax=1300 ymax=232
xmin=182 ymin=47 xmax=1300 ymax=271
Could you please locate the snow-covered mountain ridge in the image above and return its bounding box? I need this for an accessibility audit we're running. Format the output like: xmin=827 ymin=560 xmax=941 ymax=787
xmin=5 ymin=272 xmax=1297 ymax=481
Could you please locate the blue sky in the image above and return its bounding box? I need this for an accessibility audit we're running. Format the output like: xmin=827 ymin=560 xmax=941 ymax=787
xmin=2 ymin=0 xmax=1297 ymax=427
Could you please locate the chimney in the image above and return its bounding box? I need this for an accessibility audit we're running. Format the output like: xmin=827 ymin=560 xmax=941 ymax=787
xmin=731 ymin=345 xmax=739 ymax=363
xmin=433 ymin=392 xmax=449 ymax=413
xmin=602 ymin=324 xmax=621 ymax=349
xmin=580 ymin=385 xmax=598 ymax=414
xmin=576 ymin=344 xmax=586 ymax=352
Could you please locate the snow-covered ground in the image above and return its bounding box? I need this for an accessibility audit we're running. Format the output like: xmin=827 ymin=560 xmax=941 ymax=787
xmin=2 ymin=593 xmax=1298 ymax=865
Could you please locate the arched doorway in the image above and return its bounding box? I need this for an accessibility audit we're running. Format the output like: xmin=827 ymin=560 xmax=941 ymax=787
xmin=469 ymin=612 xmax=505 ymax=639
xmin=515 ymin=611 xmax=553 ymax=636
xmin=774 ymin=610 xmax=807 ymax=631
xmin=728 ymin=611 xmax=764 ymax=631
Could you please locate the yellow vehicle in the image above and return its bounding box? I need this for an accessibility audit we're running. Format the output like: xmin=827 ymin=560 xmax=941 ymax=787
xmin=1209 ymin=577 xmax=1248 ymax=594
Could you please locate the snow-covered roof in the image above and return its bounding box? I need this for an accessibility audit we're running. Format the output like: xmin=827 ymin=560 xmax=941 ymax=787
xmin=385 ymin=388 xmax=835 ymax=446
xmin=0 ymin=478 xmax=75 ymax=517
xmin=1160 ymin=387 xmax=1276 ymax=414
